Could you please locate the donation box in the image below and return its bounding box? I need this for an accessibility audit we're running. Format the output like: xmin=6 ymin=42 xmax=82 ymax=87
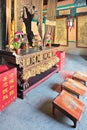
xmin=0 ymin=65 xmax=17 ymax=112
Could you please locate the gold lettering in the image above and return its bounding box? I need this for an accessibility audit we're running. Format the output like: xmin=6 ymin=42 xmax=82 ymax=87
xmin=2 ymin=88 xmax=8 ymax=94
xmin=2 ymin=94 xmax=8 ymax=100
xmin=2 ymin=82 xmax=8 ymax=88
xmin=9 ymin=90 xmax=14 ymax=96
xmin=9 ymin=79 xmax=14 ymax=84
xmin=2 ymin=76 xmax=8 ymax=82
xmin=10 ymin=85 xmax=15 ymax=89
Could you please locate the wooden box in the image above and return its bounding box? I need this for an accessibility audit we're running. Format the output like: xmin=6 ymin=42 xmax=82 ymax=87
xmin=0 ymin=65 xmax=17 ymax=112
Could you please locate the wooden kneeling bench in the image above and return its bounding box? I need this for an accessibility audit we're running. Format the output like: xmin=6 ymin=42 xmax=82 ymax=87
xmin=61 ymin=78 xmax=87 ymax=98
xmin=52 ymin=90 xmax=85 ymax=128
xmin=72 ymin=72 xmax=87 ymax=86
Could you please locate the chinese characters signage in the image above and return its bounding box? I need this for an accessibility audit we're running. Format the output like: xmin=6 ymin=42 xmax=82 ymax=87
xmin=0 ymin=65 xmax=17 ymax=112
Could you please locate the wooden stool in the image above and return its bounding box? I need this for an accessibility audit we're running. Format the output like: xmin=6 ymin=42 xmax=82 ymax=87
xmin=52 ymin=90 xmax=85 ymax=128
xmin=72 ymin=72 xmax=87 ymax=86
xmin=61 ymin=78 xmax=87 ymax=98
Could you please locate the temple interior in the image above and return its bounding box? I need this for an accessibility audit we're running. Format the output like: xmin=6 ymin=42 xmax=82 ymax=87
xmin=0 ymin=0 xmax=87 ymax=130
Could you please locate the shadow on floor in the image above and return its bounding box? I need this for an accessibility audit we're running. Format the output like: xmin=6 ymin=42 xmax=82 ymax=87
xmin=37 ymin=98 xmax=73 ymax=127
xmin=51 ymin=83 xmax=62 ymax=93
xmin=81 ymin=55 xmax=87 ymax=60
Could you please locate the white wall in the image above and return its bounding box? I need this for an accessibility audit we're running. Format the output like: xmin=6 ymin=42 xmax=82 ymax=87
xmin=59 ymin=42 xmax=87 ymax=56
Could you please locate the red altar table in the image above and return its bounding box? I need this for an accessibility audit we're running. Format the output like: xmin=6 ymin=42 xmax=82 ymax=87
xmin=52 ymin=90 xmax=85 ymax=128
xmin=61 ymin=78 xmax=87 ymax=98
xmin=72 ymin=72 xmax=87 ymax=86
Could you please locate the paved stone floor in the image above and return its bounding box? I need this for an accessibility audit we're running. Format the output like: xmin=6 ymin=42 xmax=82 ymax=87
xmin=0 ymin=54 xmax=87 ymax=130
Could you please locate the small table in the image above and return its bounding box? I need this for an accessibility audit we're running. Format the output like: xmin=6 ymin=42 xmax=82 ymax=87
xmin=72 ymin=72 xmax=87 ymax=86
xmin=61 ymin=78 xmax=87 ymax=98
xmin=52 ymin=90 xmax=85 ymax=128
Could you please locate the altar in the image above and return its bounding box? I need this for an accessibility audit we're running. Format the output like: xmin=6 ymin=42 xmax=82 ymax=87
xmin=0 ymin=47 xmax=59 ymax=99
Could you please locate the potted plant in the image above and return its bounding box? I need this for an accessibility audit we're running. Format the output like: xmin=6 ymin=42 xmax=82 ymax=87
xmin=12 ymin=31 xmax=25 ymax=54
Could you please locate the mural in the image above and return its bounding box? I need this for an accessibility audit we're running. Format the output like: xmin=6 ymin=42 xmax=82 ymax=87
xmin=76 ymin=15 xmax=87 ymax=48
xmin=54 ymin=17 xmax=68 ymax=46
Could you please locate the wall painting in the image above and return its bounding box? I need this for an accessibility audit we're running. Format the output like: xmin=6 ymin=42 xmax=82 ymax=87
xmin=76 ymin=15 xmax=87 ymax=48
xmin=54 ymin=17 xmax=68 ymax=46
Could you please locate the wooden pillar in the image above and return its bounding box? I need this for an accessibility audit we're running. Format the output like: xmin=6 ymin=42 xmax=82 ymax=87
xmin=34 ymin=0 xmax=43 ymax=39
xmin=0 ymin=0 xmax=6 ymax=49
xmin=6 ymin=0 xmax=11 ymax=45
xmin=45 ymin=0 xmax=57 ymax=44
xmin=14 ymin=0 xmax=17 ymax=32
xmin=38 ymin=0 xmax=43 ymax=39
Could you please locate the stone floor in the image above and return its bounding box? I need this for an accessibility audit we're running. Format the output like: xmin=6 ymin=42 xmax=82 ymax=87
xmin=0 ymin=53 xmax=87 ymax=130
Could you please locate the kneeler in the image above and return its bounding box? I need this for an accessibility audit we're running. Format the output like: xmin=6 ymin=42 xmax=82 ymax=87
xmin=72 ymin=71 xmax=87 ymax=86
xmin=52 ymin=90 xmax=85 ymax=128
xmin=61 ymin=78 xmax=87 ymax=98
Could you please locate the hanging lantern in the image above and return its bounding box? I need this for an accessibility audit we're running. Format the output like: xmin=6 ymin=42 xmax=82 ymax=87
xmin=66 ymin=17 xmax=74 ymax=31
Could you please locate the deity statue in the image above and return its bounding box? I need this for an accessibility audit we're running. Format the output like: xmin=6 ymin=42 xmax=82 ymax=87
xmin=20 ymin=5 xmax=37 ymax=47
